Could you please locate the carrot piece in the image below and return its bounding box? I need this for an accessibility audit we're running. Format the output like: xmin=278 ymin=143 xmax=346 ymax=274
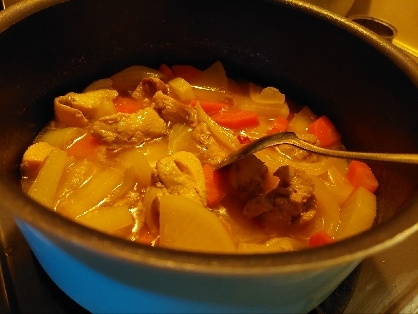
xmin=237 ymin=134 xmax=251 ymax=144
xmin=267 ymin=116 xmax=289 ymax=134
xmin=203 ymin=164 xmax=228 ymax=206
xmin=171 ymin=65 xmax=202 ymax=82
xmin=307 ymin=115 xmax=341 ymax=147
xmin=190 ymin=100 xmax=227 ymax=115
xmin=67 ymin=133 xmax=101 ymax=157
xmin=158 ymin=63 xmax=175 ymax=80
xmin=113 ymin=95 xmax=144 ymax=113
xmin=346 ymin=160 xmax=379 ymax=193
xmin=210 ymin=110 xmax=260 ymax=129
xmin=309 ymin=229 xmax=334 ymax=247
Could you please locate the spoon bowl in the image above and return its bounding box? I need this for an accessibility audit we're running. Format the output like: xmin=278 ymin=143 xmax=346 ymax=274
xmin=215 ymin=132 xmax=418 ymax=170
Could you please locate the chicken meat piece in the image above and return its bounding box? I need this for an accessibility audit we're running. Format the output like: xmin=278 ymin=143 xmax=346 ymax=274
xmin=243 ymin=165 xmax=316 ymax=226
xmin=141 ymin=77 xmax=168 ymax=96
xmin=91 ymin=107 xmax=167 ymax=144
xmin=153 ymin=151 xmax=207 ymax=206
xmin=190 ymin=122 xmax=229 ymax=166
xmin=21 ymin=142 xmax=55 ymax=178
xmin=54 ymin=89 xmax=118 ymax=127
xmin=152 ymin=91 xmax=197 ymax=124
xmin=54 ymin=102 xmax=89 ymax=128
xmin=225 ymin=154 xmax=268 ymax=202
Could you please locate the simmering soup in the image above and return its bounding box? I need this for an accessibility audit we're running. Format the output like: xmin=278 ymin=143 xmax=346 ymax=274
xmin=21 ymin=61 xmax=378 ymax=253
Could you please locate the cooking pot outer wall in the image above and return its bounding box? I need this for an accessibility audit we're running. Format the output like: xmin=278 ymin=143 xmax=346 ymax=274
xmin=0 ymin=0 xmax=418 ymax=313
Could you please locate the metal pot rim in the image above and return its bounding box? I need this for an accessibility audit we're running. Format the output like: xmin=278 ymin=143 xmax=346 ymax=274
xmin=1 ymin=0 xmax=418 ymax=275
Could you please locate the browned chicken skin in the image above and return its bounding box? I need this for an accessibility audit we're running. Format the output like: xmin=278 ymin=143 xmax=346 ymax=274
xmin=91 ymin=107 xmax=167 ymax=144
xmin=243 ymin=164 xmax=316 ymax=227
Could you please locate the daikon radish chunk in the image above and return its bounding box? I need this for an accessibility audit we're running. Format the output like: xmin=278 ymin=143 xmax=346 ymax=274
xmin=192 ymin=61 xmax=228 ymax=91
xmin=249 ymin=83 xmax=286 ymax=105
xmin=167 ymin=77 xmax=196 ymax=102
xmin=76 ymin=205 xmax=133 ymax=233
xmin=192 ymin=86 xmax=228 ymax=102
xmin=144 ymin=187 xmax=160 ymax=234
xmin=137 ymin=139 xmax=169 ymax=168
xmin=167 ymin=124 xmax=193 ymax=154
xmin=196 ymin=103 xmax=240 ymax=151
xmin=107 ymin=167 xmax=137 ymax=203
xmin=331 ymin=157 xmax=349 ymax=175
xmin=57 ymin=166 xmax=124 ymax=218
xmin=21 ymin=142 xmax=56 ymax=179
xmin=159 ymin=195 xmax=235 ymax=253
xmin=335 ymin=187 xmax=376 ymax=240
xmin=117 ymin=148 xmax=152 ymax=188
xmin=310 ymin=176 xmax=340 ymax=237
xmin=324 ymin=165 xmax=354 ymax=206
xmin=54 ymin=159 xmax=96 ymax=204
xmin=234 ymin=94 xmax=289 ymax=119
xmin=287 ymin=106 xmax=316 ymax=134
xmin=37 ymin=127 xmax=86 ymax=150
xmin=28 ymin=149 xmax=68 ymax=208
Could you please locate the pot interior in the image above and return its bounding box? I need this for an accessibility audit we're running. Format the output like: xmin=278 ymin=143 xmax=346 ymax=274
xmin=0 ymin=0 xmax=418 ymax=264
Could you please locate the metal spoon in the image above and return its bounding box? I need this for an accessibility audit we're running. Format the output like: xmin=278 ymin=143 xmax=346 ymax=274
xmin=215 ymin=132 xmax=418 ymax=170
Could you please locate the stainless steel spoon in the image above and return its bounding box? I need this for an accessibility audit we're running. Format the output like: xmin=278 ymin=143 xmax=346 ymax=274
xmin=215 ymin=132 xmax=418 ymax=170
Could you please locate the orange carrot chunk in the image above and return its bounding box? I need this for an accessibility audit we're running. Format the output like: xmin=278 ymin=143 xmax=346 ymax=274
xmin=267 ymin=116 xmax=289 ymax=134
xmin=113 ymin=95 xmax=144 ymax=114
xmin=67 ymin=133 xmax=101 ymax=157
xmin=346 ymin=160 xmax=379 ymax=193
xmin=237 ymin=134 xmax=251 ymax=144
xmin=307 ymin=115 xmax=341 ymax=147
xmin=203 ymin=164 xmax=228 ymax=206
xmin=309 ymin=229 xmax=334 ymax=247
xmin=190 ymin=100 xmax=227 ymax=115
xmin=210 ymin=110 xmax=260 ymax=129
xmin=171 ymin=65 xmax=202 ymax=82
xmin=158 ymin=63 xmax=175 ymax=80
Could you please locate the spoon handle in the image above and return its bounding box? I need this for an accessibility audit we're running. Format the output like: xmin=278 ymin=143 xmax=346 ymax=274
xmin=215 ymin=132 xmax=418 ymax=170
xmin=292 ymin=140 xmax=418 ymax=164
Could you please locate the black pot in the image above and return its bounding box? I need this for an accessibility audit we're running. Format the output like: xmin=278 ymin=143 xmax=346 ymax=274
xmin=1 ymin=1 xmax=417 ymax=312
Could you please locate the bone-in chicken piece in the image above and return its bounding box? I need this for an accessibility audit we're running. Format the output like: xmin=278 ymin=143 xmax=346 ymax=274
xmin=54 ymin=89 xmax=118 ymax=127
xmin=152 ymin=91 xmax=197 ymax=124
xmin=243 ymin=165 xmax=316 ymax=226
xmin=91 ymin=107 xmax=166 ymax=144
xmin=153 ymin=151 xmax=207 ymax=206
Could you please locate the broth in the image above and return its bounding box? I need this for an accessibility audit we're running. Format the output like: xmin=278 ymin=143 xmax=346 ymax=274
xmin=20 ymin=61 xmax=378 ymax=253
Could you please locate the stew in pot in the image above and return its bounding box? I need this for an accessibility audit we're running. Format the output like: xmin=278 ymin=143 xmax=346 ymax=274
xmin=20 ymin=61 xmax=378 ymax=253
